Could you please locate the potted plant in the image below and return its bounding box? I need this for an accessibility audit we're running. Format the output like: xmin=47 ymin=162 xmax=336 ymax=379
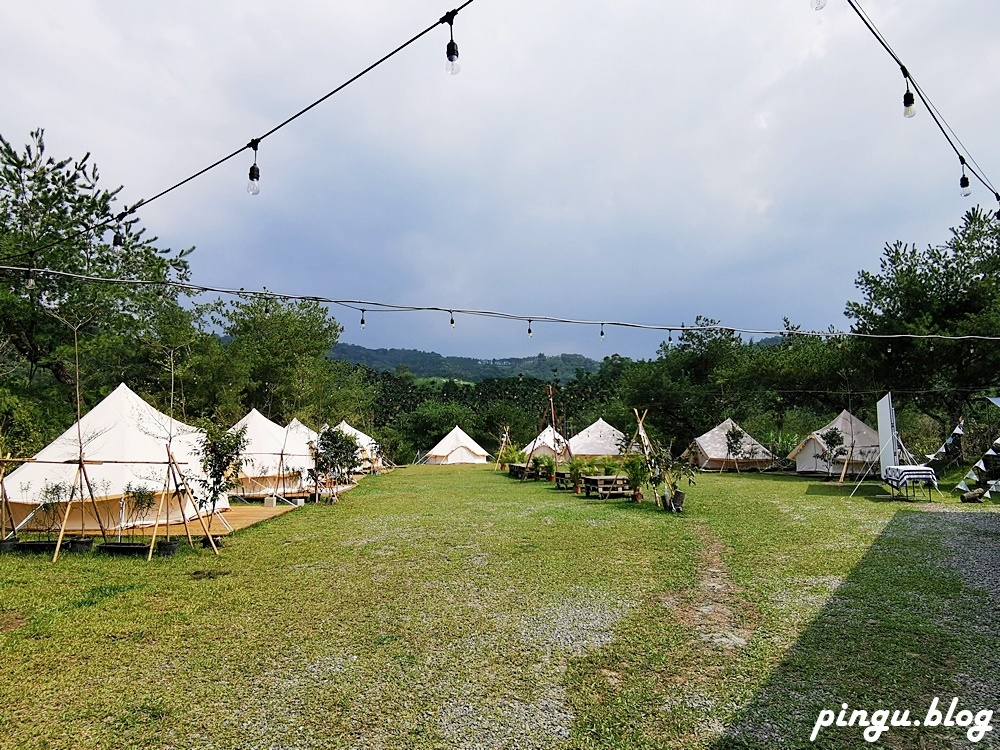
xmin=647 ymin=442 xmax=696 ymax=512
xmin=621 ymin=455 xmax=651 ymax=502
xmin=311 ymin=427 xmax=360 ymax=503
xmin=497 ymin=445 xmax=525 ymax=471
xmin=534 ymin=454 xmax=556 ymax=481
xmin=567 ymin=458 xmax=588 ymax=494
xmin=17 ymin=482 xmax=66 ymax=553
xmin=99 ymin=483 xmax=157 ymax=556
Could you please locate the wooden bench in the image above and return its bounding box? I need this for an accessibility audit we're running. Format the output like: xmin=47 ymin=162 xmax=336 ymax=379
xmin=508 ymin=463 xmax=537 ymax=480
xmin=554 ymin=470 xmax=573 ymax=490
xmin=582 ymin=475 xmax=631 ymax=500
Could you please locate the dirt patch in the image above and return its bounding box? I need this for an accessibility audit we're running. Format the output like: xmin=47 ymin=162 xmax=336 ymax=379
xmin=0 ymin=613 xmax=26 ymax=633
xmin=671 ymin=524 xmax=755 ymax=652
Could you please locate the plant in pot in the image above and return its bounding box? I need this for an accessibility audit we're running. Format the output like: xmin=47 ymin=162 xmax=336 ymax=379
xmin=567 ymin=458 xmax=588 ymax=494
xmin=100 ymin=483 xmax=157 ymax=555
xmin=497 ymin=445 xmax=525 ymax=471
xmin=621 ymin=455 xmax=651 ymax=502
xmin=653 ymin=448 xmax=696 ymax=512
xmin=17 ymin=482 xmax=66 ymax=553
xmin=533 ymin=454 xmax=555 ymax=481
xmin=196 ymin=422 xmax=248 ymax=546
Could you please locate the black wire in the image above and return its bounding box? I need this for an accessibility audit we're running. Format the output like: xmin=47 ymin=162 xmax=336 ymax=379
xmin=844 ymin=0 xmax=997 ymax=198
xmin=5 ymin=263 xmax=1000 ymax=343
xmin=7 ymin=2 xmax=477 ymax=263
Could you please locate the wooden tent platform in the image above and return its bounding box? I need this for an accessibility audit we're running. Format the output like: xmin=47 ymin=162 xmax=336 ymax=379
xmin=73 ymin=503 xmax=298 ymax=539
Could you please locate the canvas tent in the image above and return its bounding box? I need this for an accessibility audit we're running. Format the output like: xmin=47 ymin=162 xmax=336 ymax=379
xmin=332 ymin=421 xmax=383 ymax=471
xmin=425 ymin=426 xmax=489 ymax=465
xmin=686 ymin=418 xmax=773 ymax=471
xmin=3 ymin=383 xmax=223 ymax=533
xmin=568 ymin=418 xmax=626 ymax=458
xmin=230 ymin=409 xmax=313 ymax=498
xmin=787 ymin=410 xmax=880 ymax=475
xmin=284 ymin=418 xmax=319 ymax=483
xmin=523 ymin=426 xmax=569 ymax=461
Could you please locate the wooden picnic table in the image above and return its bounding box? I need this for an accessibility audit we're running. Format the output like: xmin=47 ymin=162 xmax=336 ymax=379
xmin=582 ymin=475 xmax=631 ymax=499
xmin=508 ymin=463 xmax=537 ymax=480
xmin=554 ymin=470 xmax=573 ymax=490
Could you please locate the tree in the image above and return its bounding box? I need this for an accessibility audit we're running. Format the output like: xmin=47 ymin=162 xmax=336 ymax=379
xmin=196 ymin=423 xmax=248 ymax=515
xmin=815 ymin=426 xmax=846 ymax=478
xmin=312 ymin=428 xmax=360 ymax=487
xmin=219 ymin=296 xmax=344 ymax=421
xmin=846 ymin=207 xmax=1000 ymax=429
xmin=0 ymin=129 xmax=192 ymax=390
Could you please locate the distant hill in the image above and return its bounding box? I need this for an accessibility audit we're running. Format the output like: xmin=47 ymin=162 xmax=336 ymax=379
xmin=330 ymin=343 xmax=600 ymax=383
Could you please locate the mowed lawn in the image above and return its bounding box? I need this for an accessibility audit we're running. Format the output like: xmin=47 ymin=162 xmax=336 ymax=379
xmin=2 ymin=466 xmax=999 ymax=749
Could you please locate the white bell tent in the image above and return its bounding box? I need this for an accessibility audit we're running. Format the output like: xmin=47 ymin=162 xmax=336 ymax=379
xmin=425 ymin=426 xmax=489 ymax=465
xmin=3 ymin=384 xmax=223 ymax=534
xmin=567 ymin=418 xmax=626 ymax=458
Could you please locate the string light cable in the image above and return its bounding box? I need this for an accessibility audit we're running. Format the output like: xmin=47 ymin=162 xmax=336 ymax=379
xmin=835 ymin=0 xmax=999 ymax=208
xmin=4 ymin=263 xmax=1000 ymax=345
xmin=0 ymin=2 xmax=477 ymax=263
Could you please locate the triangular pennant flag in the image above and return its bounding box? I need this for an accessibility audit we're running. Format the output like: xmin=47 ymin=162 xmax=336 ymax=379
xmin=954 ymin=426 xmax=965 ymax=436
xmin=988 ymin=449 xmax=998 ymax=456
xmin=986 ymin=491 xmax=993 ymax=499
xmin=994 ymin=437 xmax=1000 ymax=446
xmin=976 ymin=460 xmax=987 ymax=471
xmin=926 ymin=454 xmax=938 ymax=461
xmin=967 ymin=470 xmax=979 ymax=482
xmin=991 ymin=479 xmax=1000 ymax=490
xmin=957 ymin=480 xmax=970 ymax=491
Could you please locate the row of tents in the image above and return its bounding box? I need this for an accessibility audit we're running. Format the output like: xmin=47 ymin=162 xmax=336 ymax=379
xmin=0 ymin=384 xmax=384 ymax=536
xmin=423 ymin=418 xmax=630 ymax=465
xmin=686 ymin=412 xmax=880 ymax=473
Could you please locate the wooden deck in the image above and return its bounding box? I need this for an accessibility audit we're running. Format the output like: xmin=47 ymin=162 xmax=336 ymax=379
xmin=72 ymin=503 xmax=299 ymax=539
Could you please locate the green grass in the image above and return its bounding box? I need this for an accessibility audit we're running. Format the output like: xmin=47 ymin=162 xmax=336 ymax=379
xmin=1 ymin=467 xmax=997 ymax=749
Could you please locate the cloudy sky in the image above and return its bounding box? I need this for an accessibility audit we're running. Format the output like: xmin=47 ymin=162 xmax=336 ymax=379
xmin=3 ymin=1 xmax=999 ymax=361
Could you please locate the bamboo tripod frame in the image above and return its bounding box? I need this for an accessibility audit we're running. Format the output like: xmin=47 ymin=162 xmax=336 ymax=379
xmin=521 ymin=385 xmax=571 ymax=483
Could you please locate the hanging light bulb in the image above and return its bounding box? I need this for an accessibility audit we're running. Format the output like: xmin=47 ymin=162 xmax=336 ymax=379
xmin=247 ymin=138 xmax=261 ymax=196
xmin=667 ymin=329 xmax=673 ymax=345
xmin=247 ymin=163 xmax=260 ymax=196
xmin=900 ymin=68 xmax=916 ymax=119
xmin=113 ymin=230 xmax=124 ymax=251
xmin=960 ymin=173 xmax=972 ymax=198
xmin=527 ymin=319 xmax=533 ymax=339
xmin=443 ymin=10 xmax=461 ymax=74
xmin=450 ymin=311 xmax=455 ymax=329
xmin=810 ymin=0 xmax=827 ymax=10
xmin=600 ymin=323 xmax=605 ymax=341
xmin=25 ymin=269 xmax=35 ymax=289
xmin=887 ymin=343 xmax=892 ymax=354
xmin=360 ymin=309 xmax=366 ymax=329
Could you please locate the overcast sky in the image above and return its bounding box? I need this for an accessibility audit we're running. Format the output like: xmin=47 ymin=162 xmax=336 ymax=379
xmin=3 ymin=1 xmax=999 ymax=361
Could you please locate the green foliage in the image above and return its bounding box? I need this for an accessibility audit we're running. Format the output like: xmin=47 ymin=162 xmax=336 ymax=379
xmin=621 ymin=455 xmax=650 ymax=496
xmin=846 ymin=207 xmax=1000 ymax=430
xmin=313 ymin=428 xmax=361 ymax=484
xmin=330 ymin=343 xmax=599 ymax=383
xmin=497 ymin=445 xmax=525 ymax=467
xmin=196 ymin=423 xmax=247 ymax=511
xmin=530 ymin=454 xmax=555 ymax=479
xmin=815 ymin=427 xmax=846 ymax=477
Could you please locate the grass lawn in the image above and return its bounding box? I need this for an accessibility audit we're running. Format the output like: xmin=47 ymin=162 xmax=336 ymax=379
xmin=1 ymin=466 xmax=998 ymax=749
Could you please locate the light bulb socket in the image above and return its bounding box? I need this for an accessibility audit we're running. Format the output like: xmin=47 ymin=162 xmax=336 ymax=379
xmin=960 ymin=174 xmax=971 ymax=196
xmin=446 ymin=40 xmax=459 ymax=62
xmin=113 ymin=231 xmax=124 ymax=248
xmin=249 ymin=164 xmax=260 ymax=182
xmin=902 ymin=91 xmax=914 ymax=108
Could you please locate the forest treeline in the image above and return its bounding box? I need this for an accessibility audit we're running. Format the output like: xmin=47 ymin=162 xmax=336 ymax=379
xmin=3 ymin=130 xmax=1000 ymax=467
xmin=329 ymin=344 xmax=598 ymax=383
